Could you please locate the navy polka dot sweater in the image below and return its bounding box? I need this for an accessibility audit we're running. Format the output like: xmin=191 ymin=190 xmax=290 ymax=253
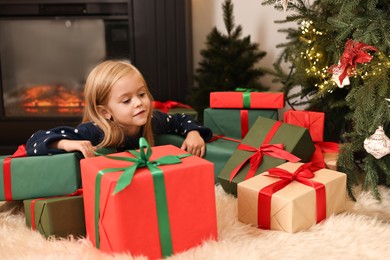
xmin=26 ymin=111 xmax=212 ymax=156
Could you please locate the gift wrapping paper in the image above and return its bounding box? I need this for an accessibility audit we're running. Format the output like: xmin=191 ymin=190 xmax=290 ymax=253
xmin=1 ymin=152 xmax=82 ymax=201
xmin=24 ymin=195 xmax=85 ymax=238
xmin=204 ymin=108 xmax=278 ymax=139
xmin=218 ymin=116 xmax=315 ymax=196
xmin=238 ymin=162 xmax=346 ymax=233
xmin=81 ymin=144 xmax=217 ymax=259
xmin=210 ymin=91 xmax=284 ymax=109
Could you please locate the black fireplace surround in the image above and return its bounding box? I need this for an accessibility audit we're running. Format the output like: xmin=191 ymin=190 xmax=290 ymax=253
xmin=0 ymin=0 xmax=192 ymax=154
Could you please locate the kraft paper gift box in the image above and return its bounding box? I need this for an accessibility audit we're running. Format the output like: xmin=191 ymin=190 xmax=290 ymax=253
xmin=153 ymin=100 xmax=198 ymax=120
xmin=210 ymin=91 xmax=284 ymax=109
xmin=237 ymin=162 xmax=347 ymax=233
xmin=154 ymin=133 xmax=241 ymax=183
xmin=283 ymin=110 xmax=325 ymax=142
xmin=81 ymin=139 xmax=217 ymax=260
xmin=218 ymin=116 xmax=315 ymax=196
xmin=204 ymin=108 xmax=278 ymax=139
xmin=24 ymin=194 xmax=86 ymax=238
xmin=0 ymin=152 xmax=82 ymax=201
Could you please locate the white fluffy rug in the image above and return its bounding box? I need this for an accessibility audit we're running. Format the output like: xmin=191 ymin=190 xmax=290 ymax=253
xmin=1 ymin=185 xmax=390 ymax=260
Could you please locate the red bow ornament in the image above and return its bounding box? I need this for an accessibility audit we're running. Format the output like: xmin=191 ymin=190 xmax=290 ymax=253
xmin=329 ymin=39 xmax=378 ymax=87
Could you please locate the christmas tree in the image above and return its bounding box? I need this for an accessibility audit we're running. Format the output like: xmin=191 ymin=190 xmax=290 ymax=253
xmin=189 ymin=0 xmax=268 ymax=120
xmin=261 ymin=0 xmax=390 ymax=199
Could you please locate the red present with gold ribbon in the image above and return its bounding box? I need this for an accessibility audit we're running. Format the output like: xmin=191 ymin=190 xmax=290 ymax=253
xmin=210 ymin=91 xmax=284 ymax=109
xmin=237 ymin=162 xmax=346 ymax=233
xmin=283 ymin=110 xmax=325 ymax=142
xmin=152 ymin=100 xmax=198 ymax=120
xmin=81 ymin=138 xmax=217 ymax=260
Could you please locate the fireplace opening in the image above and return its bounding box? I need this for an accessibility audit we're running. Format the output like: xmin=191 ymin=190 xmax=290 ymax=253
xmin=0 ymin=0 xmax=133 ymax=154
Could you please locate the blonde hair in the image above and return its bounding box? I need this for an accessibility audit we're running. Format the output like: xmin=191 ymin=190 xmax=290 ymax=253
xmin=82 ymin=60 xmax=154 ymax=148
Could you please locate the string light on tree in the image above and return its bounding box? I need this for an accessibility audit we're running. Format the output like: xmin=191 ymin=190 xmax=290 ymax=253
xmin=299 ymin=20 xmax=329 ymax=87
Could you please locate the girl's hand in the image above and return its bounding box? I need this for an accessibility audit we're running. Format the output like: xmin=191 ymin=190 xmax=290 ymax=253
xmin=180 ymin=131 xmax=206 ymax=157
xmin=53 ymin=139 xmax=97 ymax=158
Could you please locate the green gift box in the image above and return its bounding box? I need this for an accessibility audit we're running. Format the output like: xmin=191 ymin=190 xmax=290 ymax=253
xmin=0 ymin=152 xmax=82 ymax=200
xmin=218 ymin=116 xmax=315 ymax=196
xmin=154 ymin=134 xmax=240 ymax=183
xmin=204 ymin=108 xmax=278 ymax=139
xmin=24 ymin=195 xmax=86 ymax=238
xmin=159 ymin=108 xmax=198 ymax=121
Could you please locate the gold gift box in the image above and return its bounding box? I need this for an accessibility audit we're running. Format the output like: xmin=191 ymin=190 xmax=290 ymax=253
xmin=237 ymin=162 xmax=346 ymax=233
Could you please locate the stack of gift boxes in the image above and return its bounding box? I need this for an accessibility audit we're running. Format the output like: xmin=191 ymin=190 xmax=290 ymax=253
xmin=0 ymin=150 xmax=86 ymax=238
xmin=0 ymin=92 xmax=347 ymax=259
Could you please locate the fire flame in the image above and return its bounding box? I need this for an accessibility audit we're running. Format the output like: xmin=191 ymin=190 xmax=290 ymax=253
xmin=23 ymin=85 xmax=84 ymax=115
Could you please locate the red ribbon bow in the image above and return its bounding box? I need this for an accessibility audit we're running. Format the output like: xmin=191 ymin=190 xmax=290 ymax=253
xmin=258 ymin=163 xmax=326 ymax=229
xmin=152 ymin=100 xmax=192 ymax=113
xmin=329 ymin=39 xmax=378 ymax=84
xmin=229 ymin=143 xmax=301 ymax=182
xmin=229 ymin=121 xmax=301 ymax=182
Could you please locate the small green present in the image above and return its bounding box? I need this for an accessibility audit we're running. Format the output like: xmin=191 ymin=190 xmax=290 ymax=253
xmin=218 ymin=116 xmax=315 ymax=196
xmin=0 ymin=152 xmax=82 ymax=200
xmin=24 ymin=195 xmax=86 ymax=238
xmin=155 ymin=134 xmax=240 ymax=183
xmin=204 ymin=108 xmax=278 ymax=139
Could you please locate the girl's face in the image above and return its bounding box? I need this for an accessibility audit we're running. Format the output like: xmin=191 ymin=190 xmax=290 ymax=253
xmin=102 ymin=72 xmax=151 ymax=136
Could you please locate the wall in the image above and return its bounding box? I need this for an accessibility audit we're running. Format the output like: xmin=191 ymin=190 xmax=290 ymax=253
xmin=191 ymin=0 xmax=297 ymax=91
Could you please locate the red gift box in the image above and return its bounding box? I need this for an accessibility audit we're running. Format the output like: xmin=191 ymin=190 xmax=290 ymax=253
xmin=210 ymin=92 xmax=284 ymax=109
xmin=284 ymin=110 xmax=325 ymax=142
xmin=81 ymin=140 xmax=217 ymax=259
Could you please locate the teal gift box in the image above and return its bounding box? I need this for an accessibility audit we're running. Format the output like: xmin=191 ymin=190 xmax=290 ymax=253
xmin=24 ymin=194 xmax=86 ymax=238
xmin=154 ymin=134 xmax=240 ymax=183
xmin=218 ymin=116 xmax=315 ymax=196
xmin=0 ymin=153 xmax=82 ymax=201
xmin=204 ymin=108 xmax=278 ymax=139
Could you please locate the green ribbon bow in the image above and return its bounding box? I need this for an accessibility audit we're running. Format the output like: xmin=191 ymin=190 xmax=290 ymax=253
xmin=94 ymin=137 xmax=190 ymax=257
xmin=234 ymin=87 xmax=260 ymax=108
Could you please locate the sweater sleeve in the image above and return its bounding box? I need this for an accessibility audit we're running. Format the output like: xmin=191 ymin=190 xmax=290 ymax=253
xmin=152 ymin=110 xmax=213 ymax=141
xmin=25 ymin=122 xmax=104 ymax=156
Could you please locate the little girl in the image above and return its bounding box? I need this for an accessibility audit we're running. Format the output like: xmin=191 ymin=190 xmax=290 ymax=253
xmin=26 ymin=60 xmax=212 ymax=158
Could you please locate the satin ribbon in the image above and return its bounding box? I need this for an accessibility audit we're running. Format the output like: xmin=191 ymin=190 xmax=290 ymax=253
xmin=30 ymin=188 xmax=83 ymax=230
xmin=235 ymin=87 xmax=260 ymax=108
xmin=93 ymin=138 xmax=190 ymax=257
xmin=229 ymin=121 xmax=301 ymax=182
xmin=310 ymin=142 xmax=340 ymax=171
xmin=240 ymin=110 xmax=249 ymax=138
xmin=2 ymin=145 xmax=27 ymax=200
xmin=258 ymin=163 xmax=326 ymax=229
xmin=152 ymin=100 xmax=193 ymax=113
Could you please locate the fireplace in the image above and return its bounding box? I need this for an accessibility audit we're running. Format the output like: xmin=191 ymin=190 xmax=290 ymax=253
xmin=0 ymin=0 xmax=193 ymax=154
xmin=0 ymin=0 xmax=132 ymax=154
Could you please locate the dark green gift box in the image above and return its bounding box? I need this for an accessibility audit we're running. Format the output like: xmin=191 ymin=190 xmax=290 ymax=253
xmin=154 ymin=134 xmax=240 ymax=183
xmin=24 ymin=195 xmax=86 ymax=238
xmin=204 ymin=108 xmax=278 ymax=139
xmin=218 ymin=116 xmax=315 ymax=196
xmin=0 ymin=153 xmax=82 ymax=200
xmin=155 ymin=108 xmax=198 ymax=121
